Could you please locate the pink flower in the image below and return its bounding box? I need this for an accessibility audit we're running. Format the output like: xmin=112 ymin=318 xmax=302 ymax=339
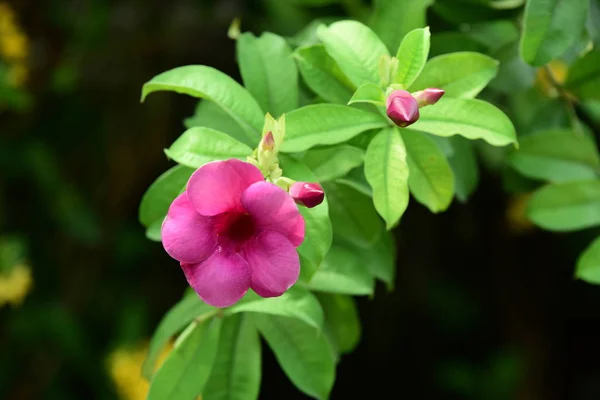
xmin=290 ymin=182 xmax=325 ymax=208
xmin=412 ymin=88 xmax=445 ymax=107
xmin=161 ymin=159 xmax=305 ymax=308
xmin=386 ymin=90 xmax=420 ymax=127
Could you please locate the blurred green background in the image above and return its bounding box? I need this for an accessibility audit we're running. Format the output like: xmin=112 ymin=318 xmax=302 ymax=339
xmin=1 ymin=0 xmax=600 ymax=399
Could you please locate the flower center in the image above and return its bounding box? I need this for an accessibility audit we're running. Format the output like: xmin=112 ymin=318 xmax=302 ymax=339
xmin=214 ymin=212 xmax=256 ymax=246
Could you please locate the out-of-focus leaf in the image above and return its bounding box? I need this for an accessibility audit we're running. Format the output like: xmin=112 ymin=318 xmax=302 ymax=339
xmin=527 ymin=180 xmax=600 ymax=231
xmin=447 ymin=136 xmax=480 ymax=202
xmin=237 ymin=32 xmax=298 ymax=117
xmin=164 ymin=127 xmax=252 ymax=168
xmin=317 ymin=294 xmax=361 ymax=356
xmin=508 ymin=129 xmax=600 ymax=182
xmin=253 ymin=314 xmax=335 ymax=400
xmin=520 ymin=0 xmax=589 ymax=66
xmin=302 ymin=145 xmax=365 ymax=182
xmin=576 ymin=236 xmax=600 ymax=284
xmin=411 ymin=98 xmax=517 ymax=147
xmin=317 ymin=21 xmax=389 ymax=87
xmin=409 ymin=52 xmax=499 ymax=98
xmin=203 ymin=315 xmax=261 ymax=400
xmin=565 ymin=50 xmax=600 ymax=101
xmin=141 ymin=66 xmax=263 ymax=140
xmin=184 ymin=100 xmax=251 ymax=147
xmin=360 ymin=230 xmax=397 ymax=286
xmin=282 ymin=104 xmax=387 ymax=152
xmin=430 ymin=32 xmax=487 ymax=57
xmin=365 ymin=127 xmax=410 ymax=228
xmin=370 ymin=0 xmax=433 ymax=52
xmin=147 ymin=318 xmax=222 ymax=400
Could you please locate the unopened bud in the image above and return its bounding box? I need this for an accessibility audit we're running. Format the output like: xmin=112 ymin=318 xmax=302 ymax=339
xmin=386 ymin=90 xmax=419 ymax=127
xmin=290 ymin=182 xmax=324 ymax=208
xmin=261 ymin=131 xmax=275 ymax=151
xmin=412 ymin=88 xmax=445 ymax=107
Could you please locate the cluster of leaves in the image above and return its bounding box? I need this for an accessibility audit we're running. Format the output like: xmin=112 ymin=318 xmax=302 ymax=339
xmin=137 ymin=0 xmax=520 ymax=396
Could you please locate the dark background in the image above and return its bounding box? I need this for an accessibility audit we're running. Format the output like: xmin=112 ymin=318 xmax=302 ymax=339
xmin=1 ymin=1 xmax=600 ymax=399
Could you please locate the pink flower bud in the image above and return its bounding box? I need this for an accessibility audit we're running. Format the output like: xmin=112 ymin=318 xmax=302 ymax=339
xmin=412 ymin=88 xmax=445 ymax=107
xmin=261 ymin=130 xmax=275 ymax=151
xmin=386 ymin=90 xmax=420 ymax=127
xmin=290 ymin=182 xmax=324 ymax=208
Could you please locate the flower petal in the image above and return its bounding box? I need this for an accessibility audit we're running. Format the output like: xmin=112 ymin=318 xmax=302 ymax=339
xmin=243 ymin=231 xmax=300 ymax=298
xmin=187 ymin=159 xmax=264 ymax=217
xmin=181 ymin=250 xmax=251 ymax=308
xmin=241 ymin=181 xmax=305 ymax=246
xmin=162 ymin=193 xmax=216 ymax=263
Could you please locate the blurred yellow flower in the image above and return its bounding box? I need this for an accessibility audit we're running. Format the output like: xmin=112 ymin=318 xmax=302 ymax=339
xmin=0 ymin=1 xmax=29 ymax=87
xmin=506 ymin=193 xmax=534 ymax=234
xmin=0 ymin=263 xmax=33 ymax=306
xmin=534 ymin=60 xmax=569 ymax=98
xmin=7 ymin=62 xmax=27 ymax=86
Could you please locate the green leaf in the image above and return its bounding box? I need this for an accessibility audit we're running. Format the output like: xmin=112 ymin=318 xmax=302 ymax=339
xmin=508 ymin=129 xmax=600 ymax=183
xmin=253 ymin=314 xmax=335 ymax=400
xmin=361 ymin=230 xmax=396 ymax=286
xmin=302 ymin=145 xmax=365 ymax=181
xmin=411 ymin=98 xmax=517 ymax=147
xmin=226 ymin=286 xmax=324 ymax=330
xmin=237 ymin=32 xmax=298 ymax=117
xmin=447 ymin=136 xmax=480 ymax=202
xmin=143 ymin=292 xmax=216 ymax=378
xmin=147 ymin=318 xmax=222 ymax=400
xmin=323 ymin=181 xmax=383 ymax=248
xmin=394 ymin=27 xmax=431 ymax=88
xmin=402 ymin=130 xmax=455 ymax=213
xmin=565 ymin=49 xmax=600 ymax=101
xmin=317 ymin=294 xmax=361 ymax=355
xmin=141 ymin=66 xmax=264 ymax=141
xmin=317 ymin=20 xmax=390 ymax=87
xmin=203 ymin=315 xmax=261 ymax=400
xmin=370 ymin=0 xmax=434 ymax=53
xmin=295 ymin=44 xmax=355 ymax=104
xmin=165 ymin=127 xmax=252 ymax=168
xmin=184 ymin=100 xmax=251 ymax=147
xmin=139 ymin=165 xmax=194 ymax=240
xmin=364 ymin=127 xmax=410 ymax=228
xmin=282 ymin=104 xmax=388 ymax=152
xmin=520 ymin=0 xmax=589 ymax=66
xmin=576 ymin=236 xmax=600 ymax=284
xmin=279 ymin=155 xmax=333 ymax=281
xmin=527 ymin=180 xmax=600 ymax=231
xmin=348 ymin=83 xmax=386 ymax=106
xmin=409 ymin=52 xmax=499 ymax=98
xmin=308 ymin=245 xmax=375 ymax=295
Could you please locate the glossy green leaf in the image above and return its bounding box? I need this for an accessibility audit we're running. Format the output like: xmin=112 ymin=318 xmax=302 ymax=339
xmin=295 ymin=44 xmax=355 ymax=104
xmin=394 ymin=27 xmax=431 ymax=88
xmin=143 ymin=292 xmax=216 ymax=378
xmin=226 ymin=286 xmax=324 ymax=330
xmin=447 ymin=136 xmax=480 ymax=202
xmin=203 ymin=315 xmax=261 ymax=400
xmin=139 ymin=165 xmax=194 ymax=241
xmin=411 ymin=98 xmax=517 ymax=147
xmin=508 ymin=130 xmax=600 ymax=183
xmin=409 ymin=52 xmax=499 ymax=98
xmin=370 ymin=0 xmax=434 ymax=52
xmin=253 ymin=314 xmax=335 ymax=400
xmin=237 ymin=32 xmax=298 ymax=117
xmin=520 ymin=0 xmax=589 ymax=66
xmin=365 ymin=127 xmax=410 ymax=228
xmin=302 ymin=145 xmax=365 ymax=182
xmin=282 ymin=104 xmax=388 ymax=152
xmin=348 ymin=83 xmax=386 ymax=106
xmin=309 ymin=245 xmax=374 ymax=295
xmin=141 ymin=66 xmax=264 ymax=140
xmin=147 ymin=318 xmax=222 ymax=400
xmin=565 ymin=49 xmax=600 ymax=101
xmin=279 ymin=155 xmax=333 ymax=281
xmin=317 ymin=294 xmax=361 ymax=355
xmin=317 ymin=20 xmax=389 ymax=87
xmin=323 ymin=181 xmax=383 ymax=248
xmin=527 ymin=180 xmax=600 ymax=231
xmin=184 ymin=100 xmax=251 ymax=147
xmin=165 ymin=127 xmax=252 ymax=168
xmin=576 ymin=236 xmax=600 ymax=284
xmin=402 ymin=130 xmax=455 ymax=213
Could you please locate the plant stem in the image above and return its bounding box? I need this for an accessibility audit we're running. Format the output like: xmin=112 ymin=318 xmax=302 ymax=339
xmin=542 ymin=65 xmax=584 ymax=135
